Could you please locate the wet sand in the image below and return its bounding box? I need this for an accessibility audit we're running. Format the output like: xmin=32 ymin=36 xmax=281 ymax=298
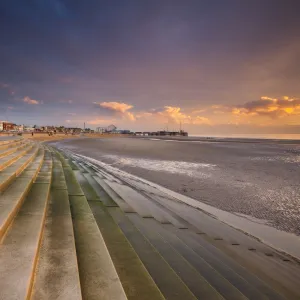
xmin=52 ymin=136 xmax=300 ymax=236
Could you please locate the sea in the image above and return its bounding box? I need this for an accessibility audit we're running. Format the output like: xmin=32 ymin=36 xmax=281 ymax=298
xmin=190 ymin=133 xmax=300 ymax=140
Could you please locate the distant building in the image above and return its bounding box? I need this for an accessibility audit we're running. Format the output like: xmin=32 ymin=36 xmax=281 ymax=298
xmin=96 ymin=124 xmax=117 ymax=133
xmin=24 ymin=125 xmax=35 ymax=132
xmin=118 ymin=130 xmax=131 ymax=134
xmin=0 ymin=121 xmax=16 ymax=131
xmin=18 ymin=124 xmax=24 ymax=131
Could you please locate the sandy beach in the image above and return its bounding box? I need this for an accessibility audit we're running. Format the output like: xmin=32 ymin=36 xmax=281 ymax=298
xmin=52 ymin=136 xmax=300 ymax=236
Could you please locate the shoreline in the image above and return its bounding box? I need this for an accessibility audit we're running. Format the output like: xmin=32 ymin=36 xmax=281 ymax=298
xmin=134 ymin=135 xmax=300 ymax=144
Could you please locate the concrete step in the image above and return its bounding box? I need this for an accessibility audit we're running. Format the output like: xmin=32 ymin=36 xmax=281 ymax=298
xmin=0 ymin=141 xmax=27 ymax=158
xmin=0 ymin=146 xmax=40 ymax=193
xmin=128 ymin=215 xmax=247 ymax=300
xmin=168 ymin=225 xmax=286 ymax=300
xmin=83 ymin=173 xmax=118 ymax=206
xmin=89 ymin=204 xmax=165 ymax=300
xmin=109 ymin=207 xmax=197 ymax=300
xmin=93 ymin=176 xmax=134 ymax=210
xmin=75 ymin=174 xmax=165 ymax=300
xmin=73 ymin=170 xmax=100 ymax=201
xmin=0 ymin=146 xmax=44 ymax=240
xmin=51 ymin=157 xmax=68 ymax=190
xmin=123 ymin=183 xmax=190 ymax=228
xmin=63 ymin=166 xmax=85 ymax=196
xmin=95 ymin=169 xmax=123 ymax=184
xmin=61 ymin=159 xmax=127 ymax=300
xmin=0 ymin=142 xmax=33 ymax=171
xmin=31 ymin=159 xmax=82 ymax=300
xmin=6 ymin=145 xmax=40 ymax=176
xmin=127 ymin=212 xmax=224 ymax=300
xmin=165 ymin=224 xmax=284 ymax=300
xmin=79 ymin=162 xmax=97 ymax=174
xmin=69 ymin=194 xmax=127 ymax=300
xmin=155 ymin=193 xmax=293 ymax=268
xmin=70 ymin=159 xmax=84 ymax=171
xmin=0 ymin=168 xmax=51 ymax=299
xmin=0 ymin=139 xmax=23 ymax=151
xmin=104 ymin=181 xmax=155 ymax=218
xmin=216 ymin=244 xmax=300 ymax=299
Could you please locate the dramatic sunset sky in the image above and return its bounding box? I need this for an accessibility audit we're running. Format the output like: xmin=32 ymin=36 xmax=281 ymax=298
xmin=0 ymin=1 xmax=300 ymax=133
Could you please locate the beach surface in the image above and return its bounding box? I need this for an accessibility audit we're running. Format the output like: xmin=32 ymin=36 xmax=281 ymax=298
xmin=52 ymin=136 xmax=300 ymax=236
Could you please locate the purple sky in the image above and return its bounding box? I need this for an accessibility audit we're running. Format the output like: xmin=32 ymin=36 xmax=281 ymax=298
xmin=0 ymin=1 xmax=300 ymax=133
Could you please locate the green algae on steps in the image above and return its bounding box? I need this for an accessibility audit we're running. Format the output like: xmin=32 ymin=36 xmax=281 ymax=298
xmin=89 ymin=201 xmax=165 ymax=300
xmin=63 ymin=166 xmax=85 ymax=196
xmin=68 ymin=159 xmax=80 ymax=171
xmin=66 ymin=158 xmax=165 ymax=300
xmin=78 ymin=162 xmax=97 ymax=175
xmin=51 ymin=160 xmax=68 ymax=190
xmin=69 ymin=195 xmax=127 ymax=300
xmin=129 ymin=215 xmax=225 ymax=300
xmin=51 ymin=147 xmax=84 ymax=195
xmin=109 ymin=208 xmax=197 ymax=300
xmin=73 ymin=170 xmax=100 ymax=202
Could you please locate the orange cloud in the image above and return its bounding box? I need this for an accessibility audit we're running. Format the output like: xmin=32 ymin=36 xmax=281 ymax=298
xmin=93 ymin=101 xmax=136 ymax=122
xmin=158 ymin=106 xmax=192 ymax=124
xmin=156 ymin=106 xmax=211 ymax=125
xmin=193 ymin=116 xmax=211 ymax=125
xmin=23 ymin=96 xmax=39 ymax=105
xmin=96 ymin=101 xmax=133 ymax=113
xmin=231 ymin=96 xmax=300 ymax=118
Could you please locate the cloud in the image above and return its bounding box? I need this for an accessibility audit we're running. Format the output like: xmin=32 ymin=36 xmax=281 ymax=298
xmin=93 ymin=101 xmax=135 ymax=121
xmin=127 ymin=112 xmax=136 ymax=121
xmin=67 ymin=112 xmax=76 ymax=116
xmin=193 ymin=116 xmax=211 ymax=125
xmin=23 ymin=96 xmax=40 ymax=105
xmin=157 ymin=106 xmax=211 ymax=125
xmin=192 ymin=109 xmax=206 ymax=114
xmin=231 ymin=96 xmax=300 ymax=118
xmin=158 ymin=106 xmax=191 ymax=124
xmin=96 ymin=102 xmax=133 ymax=113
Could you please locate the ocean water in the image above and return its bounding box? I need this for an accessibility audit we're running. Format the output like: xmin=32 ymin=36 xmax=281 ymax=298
xmin=190 ymin=133 xmax=300 ymax=140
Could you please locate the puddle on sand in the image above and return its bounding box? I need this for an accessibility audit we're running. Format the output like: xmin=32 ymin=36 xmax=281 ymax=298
xmin=103 ymin=154 xmax=216 ymax=179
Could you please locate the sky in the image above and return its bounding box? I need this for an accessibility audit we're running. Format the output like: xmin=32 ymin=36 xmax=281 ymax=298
xmin=0 ymin=0 xmax=300 ymax=133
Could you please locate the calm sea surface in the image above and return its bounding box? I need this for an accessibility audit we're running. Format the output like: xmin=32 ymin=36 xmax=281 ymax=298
xmin=190 ymin=133 xmax=300 ymax=140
